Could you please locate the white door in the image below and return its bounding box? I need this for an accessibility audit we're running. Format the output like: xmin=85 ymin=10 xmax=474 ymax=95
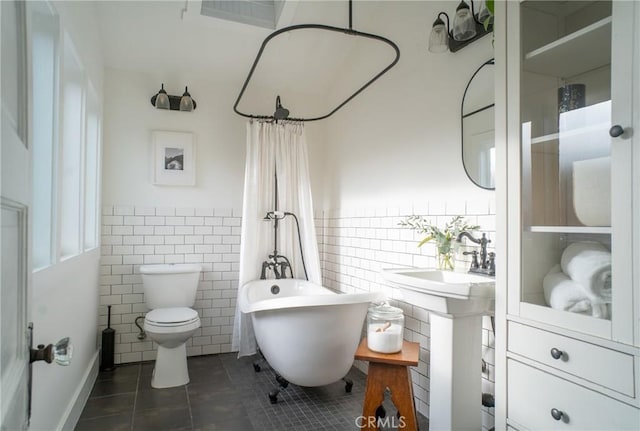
xmin=1 ymin=0 xmax=31 ymax=429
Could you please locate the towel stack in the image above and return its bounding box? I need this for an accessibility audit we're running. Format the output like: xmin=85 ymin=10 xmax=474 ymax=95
xmin=543 ymin=241 xmax=612 ymax=319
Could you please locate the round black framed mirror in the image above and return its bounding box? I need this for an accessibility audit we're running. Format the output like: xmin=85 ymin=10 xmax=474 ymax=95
xmin=462 ymin=59 xmax=495 ymax=190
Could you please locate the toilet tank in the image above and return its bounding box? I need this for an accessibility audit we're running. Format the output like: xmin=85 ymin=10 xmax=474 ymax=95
xmin=139 ymin=264 xmax=202 ymax=309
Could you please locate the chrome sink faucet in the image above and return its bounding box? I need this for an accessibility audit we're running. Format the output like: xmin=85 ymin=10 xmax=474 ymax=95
xmin=456 ymin=232 xmax=495 ymax=276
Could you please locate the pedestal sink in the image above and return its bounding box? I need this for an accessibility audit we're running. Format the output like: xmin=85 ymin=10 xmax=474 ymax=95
xmin=381 ymin=267 xmax=495 ymax=431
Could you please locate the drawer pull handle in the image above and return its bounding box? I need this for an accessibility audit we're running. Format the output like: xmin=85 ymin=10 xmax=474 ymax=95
xmin=551 ymin=408 xmax=564 ymax=421
xmin=609 ymin=124 xmax=624 ymax=138
xmin=550 ymin=348 xmax=563 ymax=360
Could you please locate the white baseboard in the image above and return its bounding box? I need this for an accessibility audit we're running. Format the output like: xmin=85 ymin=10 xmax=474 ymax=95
xmin=59 ymin=351 xmax=99 ymax=431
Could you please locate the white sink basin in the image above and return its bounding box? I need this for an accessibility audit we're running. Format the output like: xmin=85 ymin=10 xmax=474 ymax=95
xmin=382 ymin=267 xmax=495 ymax=429
xmin=381 ymin=267 xmax=495 ymax=315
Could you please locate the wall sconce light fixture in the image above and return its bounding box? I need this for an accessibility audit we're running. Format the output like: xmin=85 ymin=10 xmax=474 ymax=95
xmin=428 ymin=0 xmax=493 ymax=54
xmin=150 ymin=84 xmax=197 ymax=111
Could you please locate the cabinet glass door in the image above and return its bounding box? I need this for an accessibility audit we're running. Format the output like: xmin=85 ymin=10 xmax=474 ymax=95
xmin=516 ymin=0 xmax=632 ymax=340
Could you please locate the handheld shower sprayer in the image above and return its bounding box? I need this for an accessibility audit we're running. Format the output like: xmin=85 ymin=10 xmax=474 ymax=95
xmin=264 ymin=211 xmax=286 ymax=220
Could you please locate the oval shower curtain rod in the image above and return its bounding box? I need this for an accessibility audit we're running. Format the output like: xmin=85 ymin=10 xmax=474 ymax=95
xmin=232 ymin=0 xmax=401 ymax=122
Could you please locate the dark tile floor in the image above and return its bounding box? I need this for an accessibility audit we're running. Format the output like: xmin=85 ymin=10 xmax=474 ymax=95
xmin=76 ymin=353 xmax=429 ymax=430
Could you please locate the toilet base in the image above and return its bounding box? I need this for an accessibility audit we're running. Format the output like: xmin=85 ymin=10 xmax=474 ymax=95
xmin=151 ymin=343 xmax=189 ymax=388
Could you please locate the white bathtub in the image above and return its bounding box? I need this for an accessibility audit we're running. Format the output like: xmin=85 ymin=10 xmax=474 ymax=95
xmin=238 ymin=279 xmax=384 ymax=387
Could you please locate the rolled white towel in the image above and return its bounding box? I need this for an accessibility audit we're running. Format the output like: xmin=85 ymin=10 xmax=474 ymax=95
xmin=560 ymin=241 xmax=612 ymax=303
xmin=543 ymin=265 xmax=593 ymax=316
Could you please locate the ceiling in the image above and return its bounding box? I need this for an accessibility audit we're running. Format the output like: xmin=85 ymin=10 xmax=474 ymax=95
xmin=199 ymin=0 xmax=286 ymax=29
xmin=94 ymin=0 xmax=397 ymax=118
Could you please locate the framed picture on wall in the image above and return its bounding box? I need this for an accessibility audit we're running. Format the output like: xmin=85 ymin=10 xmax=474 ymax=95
xmin=151 ymin=131 xmax=196 ymax=186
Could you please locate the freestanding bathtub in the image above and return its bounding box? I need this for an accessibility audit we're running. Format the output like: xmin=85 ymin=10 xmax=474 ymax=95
xmin=238 ymin=279 xmax=385 ymax=387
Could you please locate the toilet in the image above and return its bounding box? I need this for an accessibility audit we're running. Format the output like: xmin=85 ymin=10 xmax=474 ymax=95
xmin=140 ymin=263 xmax=202 ymax=388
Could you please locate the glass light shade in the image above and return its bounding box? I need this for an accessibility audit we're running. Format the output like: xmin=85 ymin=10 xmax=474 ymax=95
xmin=452 ymin=1 xmax=476 ymax=41
xmin=477 ymin=0 xmax=492 ymax=25
xmin=155 ymin=84 xmax=170 ymax=109
xmin=428 ymin=20 xmax=449 ymax=53
xmin=179 ymin=86 xmax=194 ymax=112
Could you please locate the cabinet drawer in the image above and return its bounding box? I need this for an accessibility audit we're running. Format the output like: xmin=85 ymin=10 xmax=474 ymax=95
xmin=508 ymin=322 xmax=634 ymax=396
xmin=508 ymin=360 xmax=640 ymax=430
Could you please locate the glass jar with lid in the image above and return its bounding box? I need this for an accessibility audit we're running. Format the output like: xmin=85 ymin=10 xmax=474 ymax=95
xmin=367 ymin=302 xmax=404 ymax=354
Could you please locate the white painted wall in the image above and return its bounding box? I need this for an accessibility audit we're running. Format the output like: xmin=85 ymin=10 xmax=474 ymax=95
xmin=29 ymin=1 xmax=103 ymax=429
xmin=53 ymin=0 xmax=103 ymax=99
xmin=102 ymin=69 xmax=326 ymax=208
xmin=323 ymin=1 xmax=494 ymax=209
xmin=31 ymin=251 xmax=100 ymax=430
xmin=101 ymin=0 xmax=493 ymax=240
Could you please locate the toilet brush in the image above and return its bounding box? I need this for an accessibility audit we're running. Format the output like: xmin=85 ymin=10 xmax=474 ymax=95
xmin=100 ymin=305 xmax=115 ymax=371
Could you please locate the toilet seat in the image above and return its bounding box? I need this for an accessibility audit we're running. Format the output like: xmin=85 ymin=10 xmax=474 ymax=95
xmin=145 ymin=307 xmax=199 ymax=327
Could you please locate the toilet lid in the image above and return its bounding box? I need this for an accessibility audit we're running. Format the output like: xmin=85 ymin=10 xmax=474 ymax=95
xmin=146 ymin=307 xmax=198 ymax=325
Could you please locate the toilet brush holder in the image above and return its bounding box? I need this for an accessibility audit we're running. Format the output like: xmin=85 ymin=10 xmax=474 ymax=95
xmin=101 ymin=305 xmax=115 ymax=371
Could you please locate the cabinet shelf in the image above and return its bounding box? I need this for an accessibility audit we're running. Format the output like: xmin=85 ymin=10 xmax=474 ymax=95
xmin=528 ymin=226 xmax=611 ymax=234
xmin=530 ymin=133 xmax=558 ymax=145
xmin=530 ymin=117 xmax=610 ymax=145
xmin=524 ymin=17 xmax=612 ymax=78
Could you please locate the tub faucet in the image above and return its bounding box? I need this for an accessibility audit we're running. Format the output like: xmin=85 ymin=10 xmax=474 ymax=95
xmin=456 ymin=232 xmax=494 ymax=276
xmin=261 ymin=254 xmax=292 ymax=280
xmin=261 ymin=258 xmax=281 ymax=279
xmin=279 ymin=261 xmax=289 ymax=278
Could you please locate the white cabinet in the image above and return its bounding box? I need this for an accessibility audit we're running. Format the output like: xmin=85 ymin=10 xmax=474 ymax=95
xmin=507 ymin=359 xmax=639 ymax=430
xmin=496 ymin=0 xmax=640 ymax=429
xmin=508 ymin=322 xmax=634 ymax=398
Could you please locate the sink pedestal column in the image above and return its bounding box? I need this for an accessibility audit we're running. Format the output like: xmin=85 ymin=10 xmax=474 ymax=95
xmin=429 ymin=312 xmax=482 ymax=431
xmin=380 ymin=267 xmax=494 ymax=430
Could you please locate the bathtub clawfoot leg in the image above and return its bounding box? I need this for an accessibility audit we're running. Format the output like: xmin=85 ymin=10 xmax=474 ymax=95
xmin=253 ymin=362 xmax=261 ymax=372
xmin=269 ymin=389 xmax=279 ymax=404
xmin=343 ymin=377 xmax=353 ymax=393
xmin=275 ymin=374 xmax=289 ymax=388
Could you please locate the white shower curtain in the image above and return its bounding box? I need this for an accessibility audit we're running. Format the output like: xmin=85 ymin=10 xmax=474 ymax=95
xmin=232 ymin=121 xmax=322 ymax=357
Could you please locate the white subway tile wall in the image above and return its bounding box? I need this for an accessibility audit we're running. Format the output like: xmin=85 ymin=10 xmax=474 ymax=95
xmin=318 ymin=199 xmax=496 ymax=430
xmin=100 ymin=205 xmax=241 ymax=364
xmin=100 ymin=200 xmax=495 ymax=429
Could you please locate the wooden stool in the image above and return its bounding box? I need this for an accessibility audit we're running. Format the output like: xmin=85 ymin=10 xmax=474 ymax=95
xmin=355 ymin=338 xmax=420 ymax=431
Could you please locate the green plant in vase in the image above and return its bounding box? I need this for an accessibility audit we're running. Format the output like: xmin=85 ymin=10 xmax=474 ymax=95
xmin=400 ymin=215 xmax=480 ymax=271
xmin=483 ymin=0 xmax=494 ymax=32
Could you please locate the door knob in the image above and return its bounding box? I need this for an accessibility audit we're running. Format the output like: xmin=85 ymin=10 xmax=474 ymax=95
xmin=30 ymin=337 xmax=73 ymax=365
xmin=27 ymin=324 xmax=73 ymax=427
